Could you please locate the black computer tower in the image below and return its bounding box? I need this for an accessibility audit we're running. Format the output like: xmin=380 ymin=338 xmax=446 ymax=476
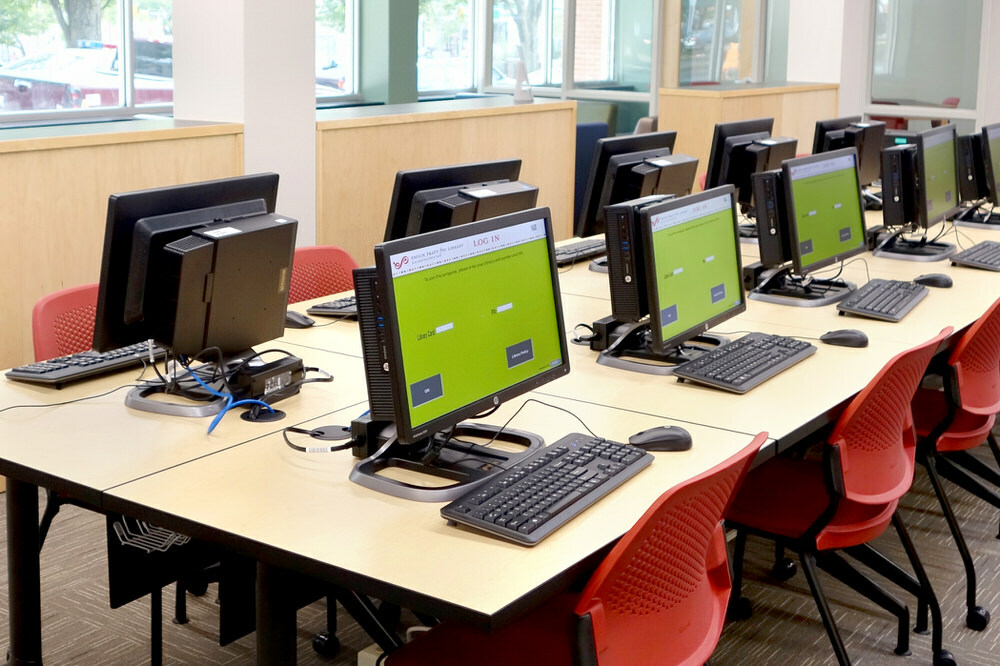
xmin=957 ymin=133 xmax=989 ymax=202
xmin=353 ymin=266 xmax=395 ymax=422
xmin=881 ymin=144 xmax=917 ymax=228
xmin=604 ymin=195 xmax=670 ymax=322
xmin=751 ymin=170 xmax=791 ymax=268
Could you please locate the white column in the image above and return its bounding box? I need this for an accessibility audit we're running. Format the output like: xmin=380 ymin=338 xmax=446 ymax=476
xmin=171 ymin=0 xmax=317 ymax=245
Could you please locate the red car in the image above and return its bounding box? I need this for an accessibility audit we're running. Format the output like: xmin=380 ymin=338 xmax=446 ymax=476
xmin=0 ymin=42 xmax=173 ymax=111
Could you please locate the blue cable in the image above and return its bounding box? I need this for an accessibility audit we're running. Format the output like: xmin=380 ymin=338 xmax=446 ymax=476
xmin=182 ymin=360 xmax=273 ymax=433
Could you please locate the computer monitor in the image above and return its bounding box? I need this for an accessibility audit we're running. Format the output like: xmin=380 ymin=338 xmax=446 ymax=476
xmin=812 ymin=116 xmax=862 ymax=154
xmin=592 ymin=187 xmax=745 ymax=375
xmin=704 ymin=117 xmax=774 ymax=193
xmin=956 ymin=122 xmax=1000 ymax=226
xmin=575 ymin=131 xmax=678 ymax=238
xmin=748 ymin=149 xmax=866 ymax=306
xmin=93 ymin=173 xmax=298 ymax=417
xmin=874 ymin=124 xmax=958 ymax=260
xmin=632 ymin=153 xmax=699 ymax=199
xmin=383 ymin=159 xmax=537 ymax=241
xmin=350 ymin=207 xmax=570 ymax=500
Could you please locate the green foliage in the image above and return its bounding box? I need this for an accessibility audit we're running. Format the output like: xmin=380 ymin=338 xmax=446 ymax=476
xmin=0 ymin=0 xmax=51 ymax=55
xmin=317 ymin=0 xmax=346 ymax=31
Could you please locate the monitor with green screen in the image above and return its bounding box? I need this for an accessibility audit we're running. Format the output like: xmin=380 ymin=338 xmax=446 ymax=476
xmin=378 ymin=208 xmax=569 ymax=444
xmin=639 ymin=187 xmax=746 ymax=353
xmin=916 ymin=123 xmax=960 ymax=227
xmin=782 ymin=148 xmax=867 ymax=275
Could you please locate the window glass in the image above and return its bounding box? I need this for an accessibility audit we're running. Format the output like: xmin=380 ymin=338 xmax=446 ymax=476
xmin=574 ymin=0 xmax=652 ymax=93
xmin=0 ymin=1 xmax=124 ymax=114
xmin=132 ymin=0 xmax=173 ymax=108
xmin=491 ymin=0 xmax=564 ymax=87
xmin=316 ymin=0 xmax=354 ymax=98
xmin=680 ymin=0 xmax=743 ymax=85
xmin=870 ymin=0 xmax=980 ymax=110
xmin=418 ymin=0 xmax=475 ymax=92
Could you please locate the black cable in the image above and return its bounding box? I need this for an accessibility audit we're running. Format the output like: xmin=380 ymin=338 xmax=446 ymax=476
xmin=0 ymin=384 xmax=140 ymax=414
xmin=282 ymin=425 xmax=355 ymax=453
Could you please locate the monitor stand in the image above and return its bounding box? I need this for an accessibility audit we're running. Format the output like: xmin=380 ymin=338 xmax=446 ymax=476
xmin=588 ymin=255 xmax=609 ymax=273
xmin=872 ymin=228 xmax=956 ymax=262
xmin=953 ymin=204 xmax=1000 ymax=228
xmin=595 ymin=319 xmax=727 ymax=376
xmin=125 ymin=382 xmax=227 ymax=417
xmin=749 ymin=268 xmax=855 ymax=307
xmin=349 ymin=419 xmax=543 ymax=501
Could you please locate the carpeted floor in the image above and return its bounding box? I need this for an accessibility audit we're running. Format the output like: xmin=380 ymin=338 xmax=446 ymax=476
xmin=3 ymin=445 xmax=1000 ymax=664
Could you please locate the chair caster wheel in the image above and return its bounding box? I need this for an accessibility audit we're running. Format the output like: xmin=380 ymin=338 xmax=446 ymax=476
xmin=188 ymin=579 xmax=209 ymax=596
xmin=893 ymin=646 xmax=911 ymax=656
xmin=312 ymin=631 xmax=340 ymax=657
xmin=933 ymin=649 xmax=956 ymax=666
xmin=966 ymin=606 xmax=990 ymax=631
xmin=726 ymin=596 xmax=753 ymax=621
xmin=770 ymin=557 xmax=796 ymax=581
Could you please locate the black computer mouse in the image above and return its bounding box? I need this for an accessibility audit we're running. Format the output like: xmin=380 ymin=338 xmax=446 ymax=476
xmin=913 ymin=273 xmax=953 ymax=288
xmin=820 ymin=329 xmax=869 ymax=348
xmin=284 ymin=310 xmax=315 ymax=329
xmin=628 ymin=425 xmax=693 ymax=452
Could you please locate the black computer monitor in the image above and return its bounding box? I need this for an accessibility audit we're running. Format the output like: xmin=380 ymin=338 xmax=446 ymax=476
xmin=748 ymin=149 xmax=867 ymax=305
xmin=983 ymin=122 xmax=1000 ymax=206
xmin=350 ymin=207 xmax=570 ymax=500
xmin=382 ymin=159 xmax=535 ymax=241
xmin=575 ymin=131 xmax=678 ymax=238
xmin=812 ymin=116 xmax=862 ymax=154
xmin=93 ymin=173 xmax=298 ymax=418
xmin=592 ymin=187 xmax=745 ymax=375
xmin=875 ymin=124 xmax=959 ymax=260
xmin=94 ymin=173 xmax=282 ymax=353
xmin=632 ymin=154 xmax=699 ymax=199
xmin=704 ymin=118 xmax=774 ymax=192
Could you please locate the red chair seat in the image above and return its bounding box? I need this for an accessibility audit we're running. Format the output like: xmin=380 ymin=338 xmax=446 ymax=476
xmin=913 ymin=387 xmax=996 ymax=453
xmin=728 ymin=457 xmax=897 ymax=550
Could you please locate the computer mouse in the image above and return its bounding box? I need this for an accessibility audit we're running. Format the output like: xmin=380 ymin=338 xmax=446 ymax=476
xmin=284 ymin=310 xmax=315 ymax=329
xmin=913 ymin=273 xmax=953 ymax=288
xmin=628 ymin=425 xmax=693 ymax=452
xmin=819 ymin=329 xmax=869 ymax=348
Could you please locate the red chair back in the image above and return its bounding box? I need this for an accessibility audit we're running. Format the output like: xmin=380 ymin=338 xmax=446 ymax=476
xmin=949 ymin=297 xmax=1000 ymax=415
xmin=288 ymin=245 xmax=358 ymax=304
xmin=829 ymin=328 xmax=951 ymax=506
xmin=32 ymin=283 xmax=99 ymax=361
xmin=573 ymin=433 xmax=766 ymax=666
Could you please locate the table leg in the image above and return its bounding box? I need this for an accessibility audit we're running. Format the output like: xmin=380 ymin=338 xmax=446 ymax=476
xmin=6 ymin=478 xmax=42 ymax=665
xmin=255 ymin=562 xmax=296 ymax=665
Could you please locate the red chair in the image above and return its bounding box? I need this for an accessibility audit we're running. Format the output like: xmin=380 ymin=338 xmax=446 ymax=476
xmin=288 ymin=245 xmax=358 ymax=304
xmin=386 ymin=432 xmax=768 ymax=666
xmin=912 ymin=297 xmax=1000 ymax=631
xmin=727 ymin=329 xmax=954 ymax=666
xmin=32 ymin=282 xmax=99 ymax=361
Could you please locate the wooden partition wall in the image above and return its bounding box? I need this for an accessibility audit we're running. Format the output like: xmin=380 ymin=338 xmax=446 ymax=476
xmin=0 ymin=120 xmax=244 ymax=372
xmin=659 ymin=82 xmax=840 ymax=178
xmin=315 ymin=98 xmax=577 ymax=265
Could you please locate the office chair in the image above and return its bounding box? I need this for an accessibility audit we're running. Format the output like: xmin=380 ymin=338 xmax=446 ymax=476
xmin=385 ymin=432 xmax=768 ymax=666
xmin=912 ymin=296 xmax=1000 ymax=631
xmin=32 ymin=282 xmax=99 ymax=362
xmin=727 ymin=328 xmax=955 ymax=666
xmin=288 ymin=245 xmax=358 ymax=304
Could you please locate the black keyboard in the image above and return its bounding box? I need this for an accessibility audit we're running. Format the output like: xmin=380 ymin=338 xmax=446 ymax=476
xmin=554 ymin=237 xmax=606 ymax=266
xmin=837 ymin=278 xmax=928 ymax=322
xmin=673 ymin=332 xmax=816 ymax=394
xmin=5 ymin=342 xmax=167 ymax=388
xmin=306 ymin=295 xmax=358 ymax=318
xmin=951 ymin=241 xmax=1000 ymax=271
xmin=441 ymin=433 xmax=653 ymax=546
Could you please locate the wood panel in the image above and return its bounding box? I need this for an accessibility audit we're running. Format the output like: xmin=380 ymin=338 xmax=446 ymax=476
xmin=316 ymin=100 xmax=577 ymax=266
xmin=0 ymin=123 xmax=244 ymax=371
xmin=658 ymin=83 xmax=839 ymax=184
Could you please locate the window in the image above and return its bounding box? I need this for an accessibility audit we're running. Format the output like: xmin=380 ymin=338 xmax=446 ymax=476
xmin=0 ymin=0 xmax=172 ymax=120
xmin=491 ymin=0 xmax=564 ymax=87
xmin=316 ymin=0 xmax=356 ymax=101
xmin=418 ymin=0 xmax=476 ymax=93
xmin=679 ymin=0 xmax=744 ymax=85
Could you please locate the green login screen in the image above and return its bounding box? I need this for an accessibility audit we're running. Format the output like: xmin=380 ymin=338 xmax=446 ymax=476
xmin=787 ymin=153 xmax=865 ymax=270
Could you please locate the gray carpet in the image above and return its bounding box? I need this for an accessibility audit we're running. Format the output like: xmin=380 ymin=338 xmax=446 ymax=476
xmin=2 ymin=446 xmax=1000 ymax=664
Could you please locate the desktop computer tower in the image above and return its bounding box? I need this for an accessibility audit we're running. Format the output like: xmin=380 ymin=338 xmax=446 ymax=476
xmin=957 ymin=133 xmax=989 ymax=202
xmin=353 ymin=267 xmax=395 ymax=422
xmin=881 ymin=144 xmax=917 ymax=228
xmin=751 ymin=170 xmax=791 ymax=268
xmin=604 ymin=195 xmax=669 ymax=322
